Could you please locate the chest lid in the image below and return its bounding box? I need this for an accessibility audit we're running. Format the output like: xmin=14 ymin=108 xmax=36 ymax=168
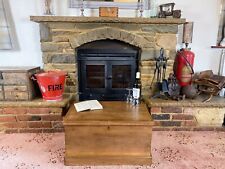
xmin=63 ymin=101 xmax=153 ymax=126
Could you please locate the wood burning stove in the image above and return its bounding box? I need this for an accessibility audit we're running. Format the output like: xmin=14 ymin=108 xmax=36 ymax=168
xmin=77 ymin=40 xmax=139 ymax=101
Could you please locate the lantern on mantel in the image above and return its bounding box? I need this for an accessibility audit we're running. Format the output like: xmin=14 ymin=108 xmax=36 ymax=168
xmin=183 ymin=22 xmax=194 ymax=48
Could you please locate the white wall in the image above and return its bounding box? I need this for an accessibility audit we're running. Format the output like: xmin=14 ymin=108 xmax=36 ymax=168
xmin=0 ymin=0 xmax=222 ymax=74
xmin=0 ymin=0 xmax=43 ymax=67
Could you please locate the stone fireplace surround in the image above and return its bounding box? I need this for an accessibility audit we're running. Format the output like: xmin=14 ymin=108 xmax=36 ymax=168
xmin=0 ymin=16 xmax=224 ymax=133
xmin=30 ymin=16 xmax=184 ymax=99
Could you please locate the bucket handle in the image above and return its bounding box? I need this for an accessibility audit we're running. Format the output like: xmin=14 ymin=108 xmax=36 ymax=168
xmin=31 ymin=75 xmax=37 ymax=81
xmin=30 ymin=71 xmax=68 ymax=81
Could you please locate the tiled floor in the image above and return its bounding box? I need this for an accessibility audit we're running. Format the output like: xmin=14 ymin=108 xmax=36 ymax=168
xmin=0 ymin=131 xmax=225 ymax=169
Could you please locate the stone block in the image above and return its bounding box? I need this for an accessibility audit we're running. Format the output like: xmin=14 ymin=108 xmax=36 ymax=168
xmin=0 ymin=92 xmax=4 ymax=100
xmin=144 ymin=36 xmax=155 ymax=43
xmin=106 ymin=28 xmax=122 ymax=40
xmin=44 ymin=53 xmax=75 ymax=64
xmin=156 ymin=34 xmax=177 ymax=50
xmin=48 ymin=22 xmax=76 ymax=29
xmin=194 ymin=108 xmax=225 ymax=126
xmin=141 ymin=79 xmax=152 ymax=86
xmin=66 ymin=77 xmax=76 ymax=86
xmin=120 ymin=31 xmax=135 ymax=43
xmin=2 ymin=73 xmax=27 ymax=85
xmin=69 ymin=38 xmax=81 ymax=49
xmin=75 ymin=23 xmax=104 ymax=30
xmin=140 ymin=67 xmax=155 ymax=75
xmin=169 ymin=50 xmax=177 ymax=60
xmin=44 ymin=63 xmax=76 ymax=72
xmin=141 ymin=25 xmax=178 ymax=33
xmin=140 ymin=49 xmax=155 ymax=60
xmin=4 ymin=86 xmax=27 ymax=92
xmin=4 ymin=91 xmax=29 ymax=101
xmin=94 ymin=27 xmax=109 ymax=39
xmin=52 ymin=36 xmax=70 ymax=42
xmin=137 ymin=32 xmax=156 ymax=38
xmin=140 ymin=60 xmax=155 ymax=66
xmin=109 ymin=23 xmax=141 ymax=31
xmin=131 ymin=35 xmax=148 ymax=48
xmin=141 ymin=74 xmax=153 ymax=80
xmin=51 ymin=29 xmax=81 ymax=36
xmin=39 ymin=23 xmax=51 ymax=42
xmin=64 ymin=86 xmax=77 ymax=93
xmin=41 ymin=42 xmax=71 ymax=52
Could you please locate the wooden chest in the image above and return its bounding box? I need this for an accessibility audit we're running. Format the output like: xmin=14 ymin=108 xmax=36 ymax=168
xmin=63 ymin=101 xmax=153 ymax=165
xmin=99 ymin=7 xmax=118 ymax=17
xmin=0 ymin=67 xmax=40 ymax=101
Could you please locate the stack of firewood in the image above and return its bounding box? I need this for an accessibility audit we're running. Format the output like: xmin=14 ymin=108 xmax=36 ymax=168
xmin=193 ymin=70 xmax=225 ymax=102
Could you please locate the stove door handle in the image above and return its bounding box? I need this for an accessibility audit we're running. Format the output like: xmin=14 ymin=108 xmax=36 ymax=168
xmin=107 ymin=76 xmax=112 ymax=80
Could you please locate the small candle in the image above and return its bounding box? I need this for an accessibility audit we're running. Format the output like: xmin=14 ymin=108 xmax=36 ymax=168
xmin=136 ymin=72 xmax=140 ymax=79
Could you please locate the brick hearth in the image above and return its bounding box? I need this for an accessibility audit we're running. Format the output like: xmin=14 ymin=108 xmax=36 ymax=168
xmin=0 ymin=96 xmax=72 ymax=133
xmin=144 ymin=96 xmax=225 ymax=131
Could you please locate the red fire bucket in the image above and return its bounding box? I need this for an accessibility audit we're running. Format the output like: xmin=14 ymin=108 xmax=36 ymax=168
xmin=34 ymin=71 xmax=66 ymax=101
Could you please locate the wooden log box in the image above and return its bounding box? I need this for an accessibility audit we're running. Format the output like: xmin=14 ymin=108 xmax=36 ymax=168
xmin=63 ymin=101 xmax=153 ymax=165
xmin=0 ymin=67 xmax=40 ymax=101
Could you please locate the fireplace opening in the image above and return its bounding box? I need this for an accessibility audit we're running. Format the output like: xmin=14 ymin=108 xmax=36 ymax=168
xmin=77 ymin=39 xmax=140 ymax=101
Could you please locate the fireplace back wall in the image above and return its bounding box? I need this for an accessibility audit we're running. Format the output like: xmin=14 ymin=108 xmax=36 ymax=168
xmin=31 ymin=16 xmax=185 ymax=101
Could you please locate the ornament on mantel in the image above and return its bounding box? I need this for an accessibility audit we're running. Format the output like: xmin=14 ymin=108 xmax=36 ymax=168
xmin=44 ymin=0 xmax=53 ymax=15
xmin=220 ymin=27 xmax=225 ymax=46
xmin=220 ymin=38 xmax=225 ymax=46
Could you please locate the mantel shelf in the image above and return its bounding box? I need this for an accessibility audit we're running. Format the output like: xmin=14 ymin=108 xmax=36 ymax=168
xmin=211 ymin=46 xmax=225 ymax=49
xmin=30 ymin=16 xmax=186 ymax=24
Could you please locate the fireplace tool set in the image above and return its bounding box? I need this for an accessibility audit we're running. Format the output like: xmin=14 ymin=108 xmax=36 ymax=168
xmin=150 ymin=48 xmax=169 ymax=99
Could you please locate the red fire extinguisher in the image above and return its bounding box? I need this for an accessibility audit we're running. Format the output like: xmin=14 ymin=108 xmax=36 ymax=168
xmin=174 ymin=48 xmax=195 ymax=87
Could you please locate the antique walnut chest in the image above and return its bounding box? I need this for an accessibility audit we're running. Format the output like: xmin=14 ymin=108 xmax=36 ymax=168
xmin=63 ymin=101 xmax=153 ymax=165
